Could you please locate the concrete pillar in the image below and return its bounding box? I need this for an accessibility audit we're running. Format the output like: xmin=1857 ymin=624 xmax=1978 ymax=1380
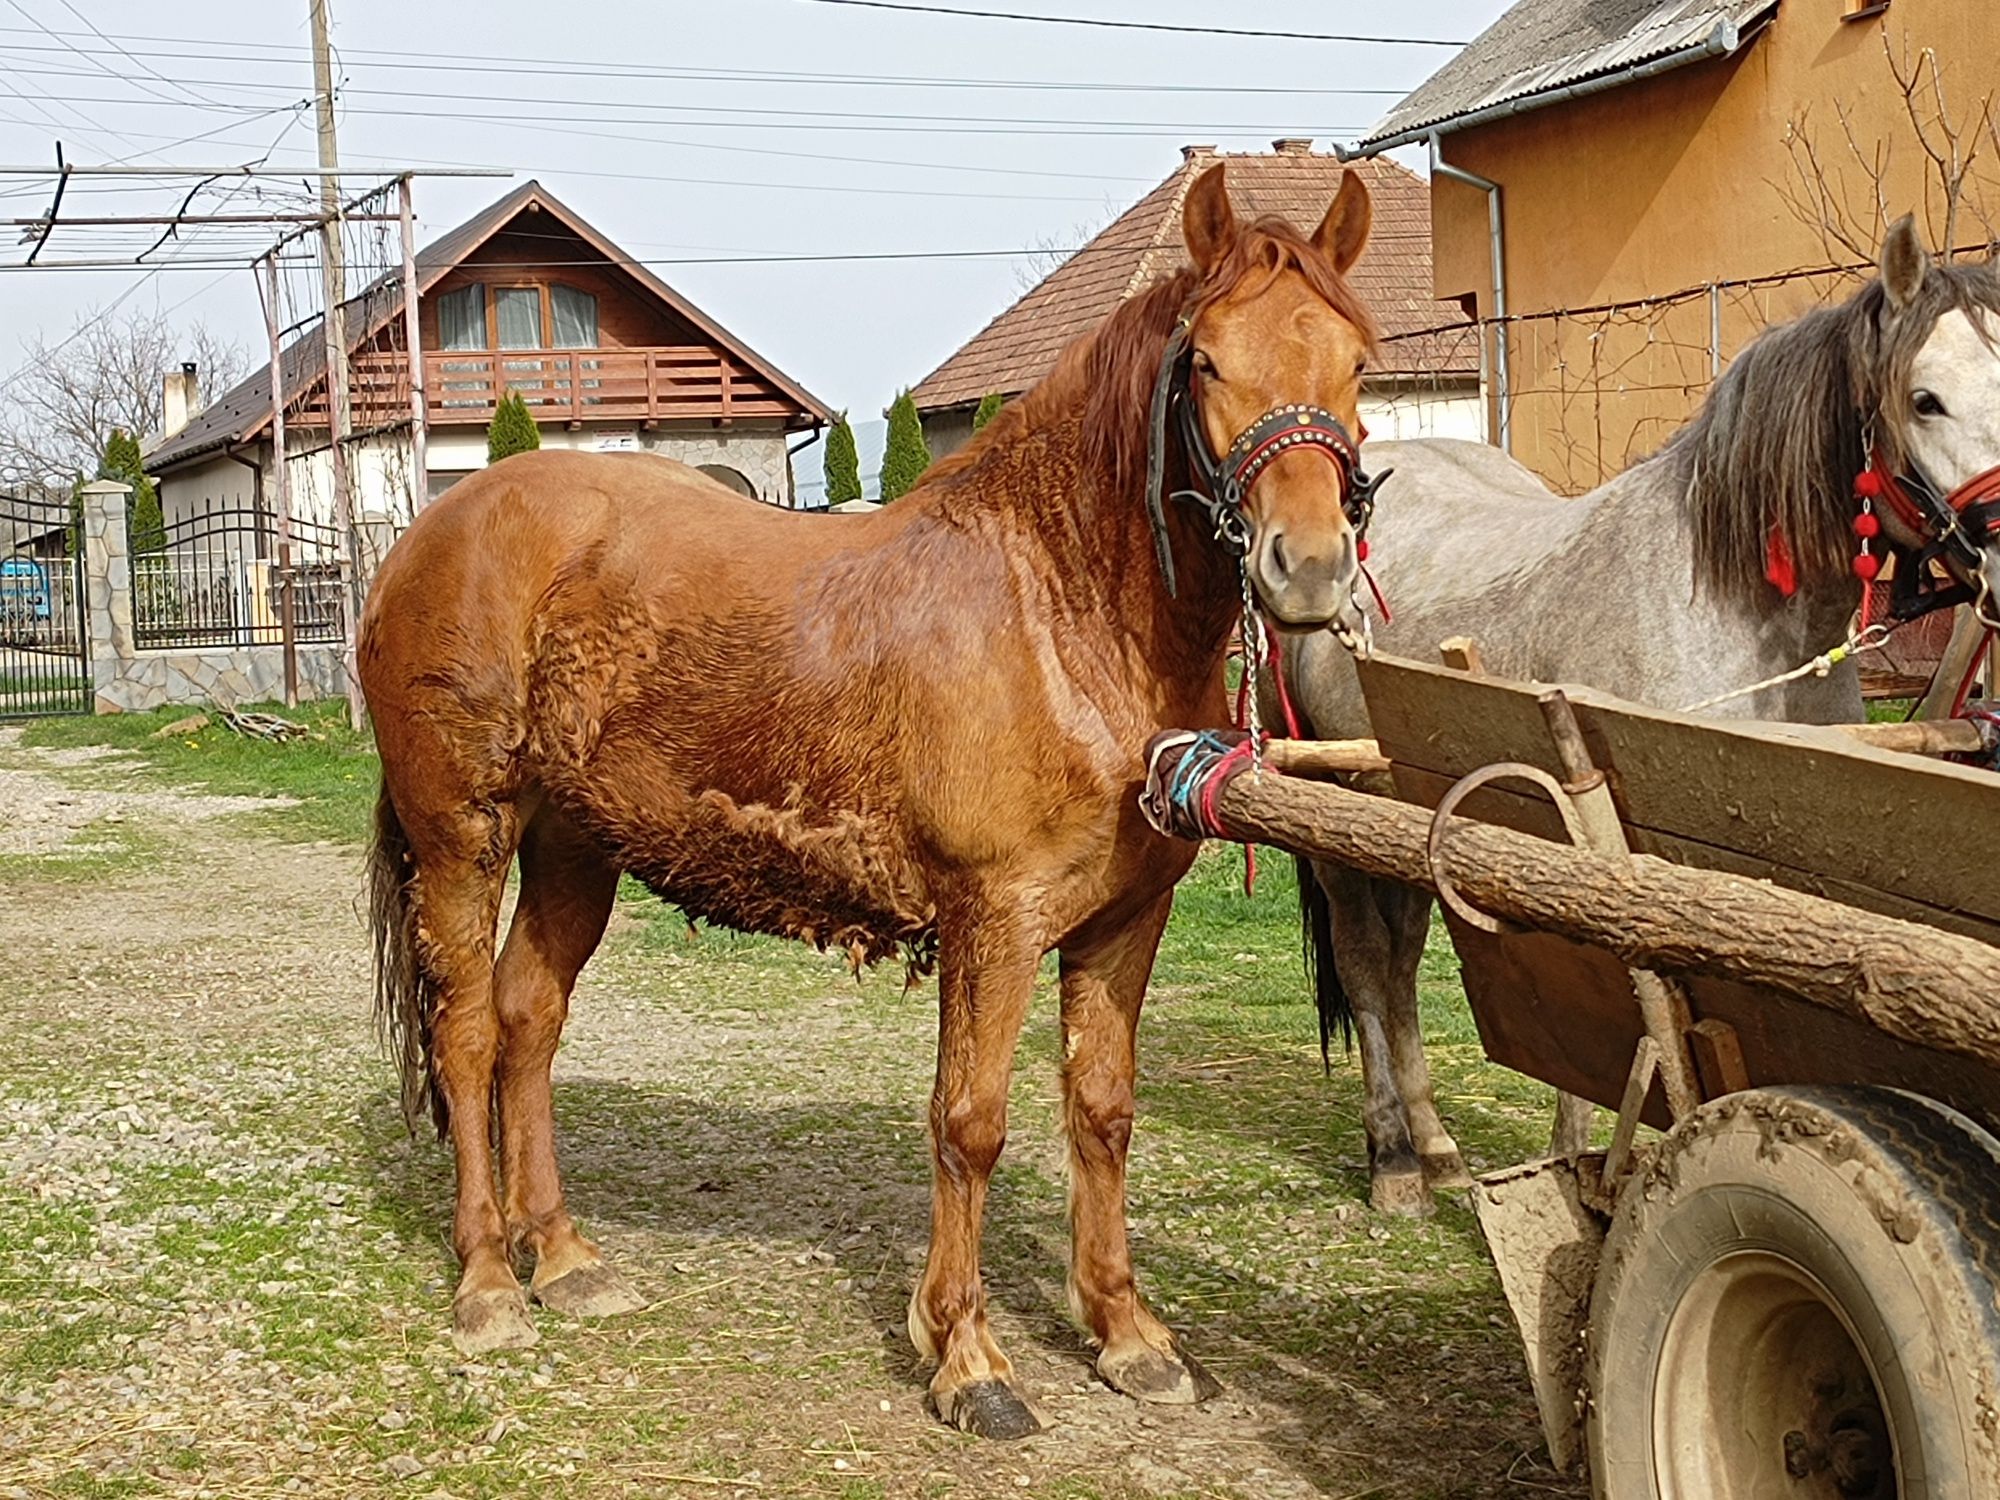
xmin=79 ymin=480 xmax=133 ymax=714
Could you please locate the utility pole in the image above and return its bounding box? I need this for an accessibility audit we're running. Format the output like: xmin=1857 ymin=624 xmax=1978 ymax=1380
xmin=310 ymin=0 xmax=365 ymax=728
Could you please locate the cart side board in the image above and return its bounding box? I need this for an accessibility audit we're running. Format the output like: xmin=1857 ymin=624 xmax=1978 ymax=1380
xmin=1353 ymin=654 xmax=2000 ymax=1127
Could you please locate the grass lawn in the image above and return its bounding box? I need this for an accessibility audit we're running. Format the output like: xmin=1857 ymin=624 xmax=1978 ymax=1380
xmin=2 ymin=701 xmax=1565 ymax=1498
xmin=21 ymin=699 xmax=380 ymax=845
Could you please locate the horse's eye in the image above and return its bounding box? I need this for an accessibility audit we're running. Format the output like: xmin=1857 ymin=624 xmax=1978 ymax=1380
xmin=1192 ymin=349 xmax=1217 ymax=378
xmin=1914 ymin=390 xmax=1948 ymax=418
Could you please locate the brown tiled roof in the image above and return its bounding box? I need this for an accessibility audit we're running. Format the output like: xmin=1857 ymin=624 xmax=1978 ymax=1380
xmin=148 ymin=181 xmax=832 ymax=472
xmin=910 ymin=143 xmax=1475 ymax=415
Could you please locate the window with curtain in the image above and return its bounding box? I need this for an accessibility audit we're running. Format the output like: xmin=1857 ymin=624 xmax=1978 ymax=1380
xmin=550 ymin=285 xmax=598 ymax=346
xmin=437 ymin=283 xmax=486 ymax=351
xmin=494 ymin=287 xmax=544 ymax=349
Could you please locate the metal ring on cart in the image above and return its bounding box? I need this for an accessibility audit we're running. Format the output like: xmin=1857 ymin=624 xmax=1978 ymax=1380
xmin=1426 ymin=761 xmax=1592 ymax=934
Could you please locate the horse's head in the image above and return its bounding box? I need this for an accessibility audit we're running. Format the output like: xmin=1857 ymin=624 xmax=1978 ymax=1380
xmin=1177 ymin=163 xmax=1380 ymax=643
xmin=1870 ymin=217 xmax=2000 ymax=623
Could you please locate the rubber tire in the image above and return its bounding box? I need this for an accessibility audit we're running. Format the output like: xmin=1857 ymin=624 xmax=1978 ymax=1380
xmin=1585 ymin=1086 xmax=2000 ymax=1499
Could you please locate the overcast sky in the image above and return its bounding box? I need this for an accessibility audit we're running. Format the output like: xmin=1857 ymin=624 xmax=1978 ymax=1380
xmin=0 ymin=0 xmax=1513 ymax=421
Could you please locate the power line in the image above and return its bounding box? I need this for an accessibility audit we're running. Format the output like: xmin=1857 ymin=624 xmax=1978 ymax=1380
xmin=0 ymin=69 xmax=1174 ymax=183
xmin=0 ymin=26 xmax=1421 ymax=92
xmin=2 ymin=237 xmax=1434 ymax=273
xmin=47 ymin=0 xmax=226 ymax=112
xmin=791 ymin=0 xmax=1466 ymax=46
xmin=0 ymin=76 xmax=1367 ymax=137
xmin=0 ymin=63 xmax=1362 ymax=191
xmin=0 ymin=90 xmax=1370 ymax=139
xmin=0 ymin=130 xmax=1126 ymax=204
xmin=0 ymin=35 xmax=1411 ymax=96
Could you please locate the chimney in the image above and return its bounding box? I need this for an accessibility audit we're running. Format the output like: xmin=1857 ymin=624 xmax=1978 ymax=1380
xmin=1180 ymin=143 xmax=1216 ymax=162
xmin=160 ymin=361 xmax=198 ymax=439
xmin=1272 ymin=137 xmax=1314 ymax=155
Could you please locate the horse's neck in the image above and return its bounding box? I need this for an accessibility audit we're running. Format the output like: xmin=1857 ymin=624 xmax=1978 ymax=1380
xmin=928 ymin=414 xmax=1241 ymax=681
xmin=1556 ymin=453 xmax=1862 ymax=719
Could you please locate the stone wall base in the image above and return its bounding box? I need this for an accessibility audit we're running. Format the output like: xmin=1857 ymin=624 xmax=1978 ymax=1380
xmin=94 ymin=645 xmax=346 ymax=714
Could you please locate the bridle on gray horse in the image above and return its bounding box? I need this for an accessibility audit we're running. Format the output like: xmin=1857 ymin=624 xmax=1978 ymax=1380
xmin=1848 ymin=440 xmax=2000 ymax=624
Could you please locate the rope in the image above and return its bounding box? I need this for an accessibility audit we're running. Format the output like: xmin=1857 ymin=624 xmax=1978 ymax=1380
xmin=1140 ymin=729 xmax=1255 ymax=842
xmin=1680 ymin=623 xmax=1896 ymax=715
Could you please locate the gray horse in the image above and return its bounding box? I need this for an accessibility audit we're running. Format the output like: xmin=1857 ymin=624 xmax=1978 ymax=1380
xmin=1279 ymin=218 xmax=2000 ymax=1214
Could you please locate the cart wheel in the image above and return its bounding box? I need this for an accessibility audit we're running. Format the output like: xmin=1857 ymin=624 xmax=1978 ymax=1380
xmin=1585 ymin=1087 xmax=2000 ymax=1499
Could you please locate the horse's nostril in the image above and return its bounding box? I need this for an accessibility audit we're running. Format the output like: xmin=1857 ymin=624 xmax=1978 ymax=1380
xmin=1270 ymin=532 xmax=1290 ymax=577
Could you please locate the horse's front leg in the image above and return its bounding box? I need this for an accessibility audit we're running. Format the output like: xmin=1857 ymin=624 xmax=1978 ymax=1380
xmin=1060 ymin=893 xmax=1220 ymax=1405
xmin=908 ymin=912 xmax=1042 ymax=1439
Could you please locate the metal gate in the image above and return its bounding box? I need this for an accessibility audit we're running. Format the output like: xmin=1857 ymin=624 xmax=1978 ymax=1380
xmin=1 ymin=490 xmax=90 ymax=718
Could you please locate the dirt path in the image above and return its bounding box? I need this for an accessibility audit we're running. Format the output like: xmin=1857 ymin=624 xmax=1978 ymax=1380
xmin=0 ymin=729 xmax=1574 ymax=1499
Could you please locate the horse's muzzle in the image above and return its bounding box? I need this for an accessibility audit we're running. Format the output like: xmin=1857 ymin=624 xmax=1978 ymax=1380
xmin=1248 ymin=525 xmax=1359 ymax=634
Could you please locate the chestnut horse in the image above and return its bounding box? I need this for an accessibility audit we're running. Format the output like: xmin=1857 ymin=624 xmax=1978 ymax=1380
xmin=360 ymin=162 xmax=1379 ymax=1439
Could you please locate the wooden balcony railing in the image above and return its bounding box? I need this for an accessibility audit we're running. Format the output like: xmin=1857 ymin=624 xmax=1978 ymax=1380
xmin=295 ymin=346 xmax=798 ymax=428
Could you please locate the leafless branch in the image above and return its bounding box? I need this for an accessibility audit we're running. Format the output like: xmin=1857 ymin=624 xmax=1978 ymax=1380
xmin=1775 ymin=29 xmax=1997 ymax=264
xmin=0 ymin=306 xmax=247 ymax=488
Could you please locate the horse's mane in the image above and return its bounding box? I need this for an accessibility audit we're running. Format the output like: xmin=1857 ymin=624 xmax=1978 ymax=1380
xmin=925 ymin=216 xmax=1379 ymax=502
xmin=1673 ymin=257 xmax=2000 ymax=604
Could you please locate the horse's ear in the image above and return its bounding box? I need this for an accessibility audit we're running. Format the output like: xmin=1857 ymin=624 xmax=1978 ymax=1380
xmin=1881 ymin=214 xmax=1929 ymax=310
xmin=1182 ymin=163 xmax=1236 ymax=275
xmin=1315 ymin=170 xmax=1373 ymax=275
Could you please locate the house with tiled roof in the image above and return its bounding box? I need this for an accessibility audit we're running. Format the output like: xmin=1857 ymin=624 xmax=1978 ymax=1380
xmin=911 ymin=140 xmax=1481 ymax=458
xmin=146 ymin=181 xmax=831 ymax=529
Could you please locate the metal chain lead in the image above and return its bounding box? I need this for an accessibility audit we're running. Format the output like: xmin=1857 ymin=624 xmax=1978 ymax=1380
xmin=1239 ymin=557 xmax=1265 ymax=773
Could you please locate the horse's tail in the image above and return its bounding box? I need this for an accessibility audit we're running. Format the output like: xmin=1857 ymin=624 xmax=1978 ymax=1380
xmin=1297 ymin=855 xmax=1353 ymax=1070
xmin=368 ymin=781 xmax=447 ymax=1139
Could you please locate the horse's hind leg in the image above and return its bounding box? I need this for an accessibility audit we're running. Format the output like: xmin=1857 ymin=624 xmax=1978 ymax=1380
xmin=408 ymin=808 xmax=533 ymax=1353
xmin=1319 ymin=865 xmax=1429 ymax=1216
xmin=1378 ymin=885 xmax=1470 ymax=1191
xmin=491 ymin=805 xmax=642 ymax=1319
xmin=1060 ymin=894 xmax=1219 ymax=1406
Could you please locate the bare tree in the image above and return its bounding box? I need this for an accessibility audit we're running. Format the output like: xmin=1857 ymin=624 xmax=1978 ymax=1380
xmin=0 ymin=305 xmax=248 ymax=488
xmin=1777 ymin=30 xmax=2000 ymax=263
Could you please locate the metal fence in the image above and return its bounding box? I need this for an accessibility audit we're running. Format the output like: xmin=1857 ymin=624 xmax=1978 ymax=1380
xmin=1 ymin=489 xmax=89 ymax=717
xmin=131 ymin=500 xmax=346 ymax=650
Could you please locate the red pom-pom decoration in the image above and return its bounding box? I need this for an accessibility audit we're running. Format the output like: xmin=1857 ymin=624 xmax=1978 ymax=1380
xmin=1854 ymin=469 xmax=1886 ymax=500
xmin=1852 ymin=551 xmax=1881 ymax=581
xmin=1853 ymin=510 xmax=1881 ymax=539
xmin=1356 ymin=538 xmax=1370 ymax=562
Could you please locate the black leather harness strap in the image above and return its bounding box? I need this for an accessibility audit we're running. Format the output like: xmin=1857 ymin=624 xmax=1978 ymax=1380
xmin=1142 ymin=314 xmax=1388 ymax=597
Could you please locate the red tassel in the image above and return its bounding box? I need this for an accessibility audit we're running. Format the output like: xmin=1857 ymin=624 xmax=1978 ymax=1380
xmin=1764 ymin=527 xmax=1798 ymax=598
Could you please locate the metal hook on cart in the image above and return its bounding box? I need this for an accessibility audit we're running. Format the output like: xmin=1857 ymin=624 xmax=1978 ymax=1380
xmin=1425 ymin=761 xmax=1593 ymax=934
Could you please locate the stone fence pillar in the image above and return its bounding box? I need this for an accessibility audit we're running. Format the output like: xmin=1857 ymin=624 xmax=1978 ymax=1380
xmin=79 ymin=481 xmax=133 ymax=714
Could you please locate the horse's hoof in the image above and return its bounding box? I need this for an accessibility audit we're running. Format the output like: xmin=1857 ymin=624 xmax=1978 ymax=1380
xmin=1370 ymin=1167 xmax=1434 ymax=1218
xmin=452 ymin=1287 xmax=539 ymax=1355
xmin=1097 ymin=1339 xmax=1222 ymax=1405
xmin=533 ymin=1260 xmax=647 ymax=1319
xmin=1421 ymin=1151 xmax=1474 ymax=1192
xmin=933 ymin=1379 xmax=1042 ymax=1440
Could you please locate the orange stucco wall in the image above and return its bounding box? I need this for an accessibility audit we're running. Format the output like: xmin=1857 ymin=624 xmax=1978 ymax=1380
xmin=1428 ymin=1 xmax=2000 ymax=490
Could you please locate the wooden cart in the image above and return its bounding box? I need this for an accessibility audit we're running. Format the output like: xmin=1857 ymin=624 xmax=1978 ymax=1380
xmin=1172 ymin=652 xmax=2000 ymax=1499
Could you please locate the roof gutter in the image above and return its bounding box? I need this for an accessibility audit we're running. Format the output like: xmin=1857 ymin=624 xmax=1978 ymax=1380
xmin=1339 ymin=15 xmax=1744 ymax=158
xmin=1424 ymin=137 xmax=1510 ymax=454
